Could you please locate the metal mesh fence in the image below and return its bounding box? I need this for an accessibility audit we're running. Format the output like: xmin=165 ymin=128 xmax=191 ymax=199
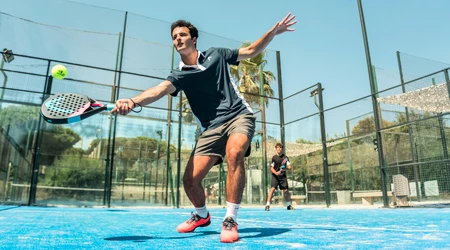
xmin=0 ymin=0 xmax=282 ymax=208
xmin=1 ymin=1 xmax=449 ymax=208
xmin=396 ymin=52 xmax=450 ymax=84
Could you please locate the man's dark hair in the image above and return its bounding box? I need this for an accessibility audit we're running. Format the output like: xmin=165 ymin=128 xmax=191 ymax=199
xmin=275 ymin=143 xmax=283 ymax=148
xmin=170 ymin=20 xmax=199 ymax=39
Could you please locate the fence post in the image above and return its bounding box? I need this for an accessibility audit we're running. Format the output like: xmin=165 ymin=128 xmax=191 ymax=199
xmin=357 ymin=0 xmax=389 ymax=207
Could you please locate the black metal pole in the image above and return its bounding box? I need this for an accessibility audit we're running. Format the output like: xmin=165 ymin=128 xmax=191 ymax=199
xmin=218 ymin=163 xmax=223 ymax=205
xmin=276 ymin=51 xmax=286 ymax=152
xmin=357 ymin=0 xmax=389 ymax=207
xmin=445 ymin=69 xmax=450 ymax=99
xmin=444 ymin=70 xmax=450 ymax=175
xmin=107 ymin=11 xmax=128 ymax=208
xmin=259 ymin=65 xmax=268 ymax=204
xmin=28 ymin=63 xmax=52 ymax=205
xmin=438 ymin=116 xmax=449 ymax=163
xmin=317 ymin=83 xmax=330 ymax=207
xmin=396 ymin=51 xmax=418 ymax=173
xmin=397 ymin=51 xmax=421 ymax=201
xmin=165 ymin=95 xmax=173 ymax=206
xmin=176 ymin=92 xmax=183 ymax=208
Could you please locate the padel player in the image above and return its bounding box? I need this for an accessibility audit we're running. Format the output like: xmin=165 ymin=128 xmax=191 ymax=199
xmin=112 ymin=13 xmax=297 ymax=243
xmin=265 ymin=142 xmax=295 ymax=211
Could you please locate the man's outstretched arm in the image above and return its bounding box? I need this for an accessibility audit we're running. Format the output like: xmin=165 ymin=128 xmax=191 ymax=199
xmin=237 ymin=13 xmax=297 ymax=61
xmin=111 ymin=80 xmax=176 ymax=115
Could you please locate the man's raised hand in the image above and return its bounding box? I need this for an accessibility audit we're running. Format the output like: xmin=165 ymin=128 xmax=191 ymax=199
xmin=272 ymin=13 xmax=297 ymax=36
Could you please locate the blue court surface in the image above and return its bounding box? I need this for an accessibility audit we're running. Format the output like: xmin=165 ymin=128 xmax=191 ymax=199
xmin=0 ymin=205 xmax=449 ymax=249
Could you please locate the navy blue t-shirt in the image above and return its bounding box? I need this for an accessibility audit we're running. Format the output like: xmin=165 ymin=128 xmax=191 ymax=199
xmin=167 ymin=47 xmax=253 ymax=131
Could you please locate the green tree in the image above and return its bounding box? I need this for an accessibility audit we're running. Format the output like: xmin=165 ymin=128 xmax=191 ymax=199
xmin=39 ymin=126 xmax=81 ymax=165
xmin=176 ymin=96 xmax=194 ymax=123
xmin=295 ymin=138 xmax=316 ymax=144
xmin=0 ymin=106 xmax=41 ymax=154
xmin=230 ymin=41 xmax=276 ymax=106
xmin=397 ymin=111 xmax=447 ymax=161
xmin=0 ymin=105 xmax=40 ymax=127
xmin=38 ymin=157 xmax=105 ymax=201
xmin=0 ymin=105 xmax=80 ymax=165
xmin=351 ymin=116 xmax=393 ymax=135
xmin=104 ymin=136 xmax=174 ymax=166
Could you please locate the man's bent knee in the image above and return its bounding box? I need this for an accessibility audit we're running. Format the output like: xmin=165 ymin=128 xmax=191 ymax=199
xmin=227 ymin=147 xmax=245 ymax=160
xmin=182 ymin=172 xmax=201 ymax=190
xmin=226 ymin=148 xmax=245 ymax=171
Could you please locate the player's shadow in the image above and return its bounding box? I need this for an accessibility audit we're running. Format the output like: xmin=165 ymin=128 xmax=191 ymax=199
xmin=104 ymin=231 xmax=219 ymax=242
xmin=299 ymin=226 xmax=342 ymax=231
xmin=104 ymin=228 xmax=291 ymax=242
xmin=239 ymin=227 xmax=290 ymax=239
xmin=104 ymin=236 xmax=153 ymax=242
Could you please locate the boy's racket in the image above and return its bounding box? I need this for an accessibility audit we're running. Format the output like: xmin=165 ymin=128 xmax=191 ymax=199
xmin=40 ymin=93 xmax=141 ymax=124
xmin=280 ymin=156 xmax=289 ymax=174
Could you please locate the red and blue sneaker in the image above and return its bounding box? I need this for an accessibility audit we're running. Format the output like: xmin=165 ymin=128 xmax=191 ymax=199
xmin=220 ymin=217 xmax=239 ymax=243
xmin=176 ymin=212 xmax=211 ymax=233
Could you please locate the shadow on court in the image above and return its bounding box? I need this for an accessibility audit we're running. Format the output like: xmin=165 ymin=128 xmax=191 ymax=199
xmin=104 ymin=227 xmax=291 ymax=242
xmin=0 ymin=205 xmax=21 ymax=212
xmin=104 ymin=236 xmax=153 ymax=242
xmin=104 ymin=231 xmax=218 ymax=242
xmin=298 ymin=226 xmax=343 ymax=232
xmin=239 ymin=227 xmax=290 ymax=239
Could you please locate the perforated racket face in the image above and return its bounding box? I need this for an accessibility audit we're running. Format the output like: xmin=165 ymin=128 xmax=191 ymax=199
xmin=41 ymin=93 xmax=90 ymax=119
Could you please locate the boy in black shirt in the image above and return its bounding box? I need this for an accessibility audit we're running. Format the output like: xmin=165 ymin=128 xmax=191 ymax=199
xmin=265 ymin=142 xmax=294 ymax=211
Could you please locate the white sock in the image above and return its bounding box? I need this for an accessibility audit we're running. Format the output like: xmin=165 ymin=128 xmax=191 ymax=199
xmin=266 ymin=202 xmax=270 ymax=206
xmin=224 ymin=201 xmax=240 ymax=222
xmin=286 ymin=201 xmax=291 ymax=206
xmin=195 ymin=205 xmax=208 ymax=218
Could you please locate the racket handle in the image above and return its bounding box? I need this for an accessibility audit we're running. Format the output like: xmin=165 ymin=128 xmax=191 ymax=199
xmin=105 ymin=104 xmax=141 ymax=112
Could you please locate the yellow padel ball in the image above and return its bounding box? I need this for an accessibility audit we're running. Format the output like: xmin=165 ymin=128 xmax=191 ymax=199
xmin=51 ymin=64 xmax=67 ymax=79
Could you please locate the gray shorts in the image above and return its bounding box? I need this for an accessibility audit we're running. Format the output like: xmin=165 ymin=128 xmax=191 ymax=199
xmin=192 ymin=113 xmax=256 ymax=165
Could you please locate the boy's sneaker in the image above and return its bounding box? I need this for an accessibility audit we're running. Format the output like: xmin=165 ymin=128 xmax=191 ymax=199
xmin=176 ymin=212 xmax=211 ymax=233
xmin=265 ymin=205 xmax=270 ymax=211
xmin=287 ymin=205 xmax=295 ymax=210
xmin=220 ymin=217 xmax=239 ymax=243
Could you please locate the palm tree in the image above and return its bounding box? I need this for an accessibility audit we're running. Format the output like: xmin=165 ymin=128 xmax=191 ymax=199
xmin=176 ymin=94 xmax=194 ymax=123
xmin=230 ymin=41 xmax=276 ymax=107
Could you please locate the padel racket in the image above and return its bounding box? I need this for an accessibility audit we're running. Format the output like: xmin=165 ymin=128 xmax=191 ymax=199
xmin=41 ymin=93 xmax=141 ymax=124
xmin=280 ymin=156 xmax=289 ymax=174
xmin=41 ymin=93 xmax=112 ymax=124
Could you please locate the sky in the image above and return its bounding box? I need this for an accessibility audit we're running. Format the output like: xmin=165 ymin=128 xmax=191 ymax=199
xmin=1 ymin=0 xmax=450 ymax=146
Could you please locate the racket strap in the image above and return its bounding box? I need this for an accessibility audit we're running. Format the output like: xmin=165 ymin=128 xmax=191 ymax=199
xmin=129 ymin=98 xmax=142 ymax=113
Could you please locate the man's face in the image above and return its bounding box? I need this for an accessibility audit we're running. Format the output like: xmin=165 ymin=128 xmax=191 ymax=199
xmin=276 ymin=146 xmax=283 ymax=155
xmin=172 ymin=26 xmax=196 ymax=52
